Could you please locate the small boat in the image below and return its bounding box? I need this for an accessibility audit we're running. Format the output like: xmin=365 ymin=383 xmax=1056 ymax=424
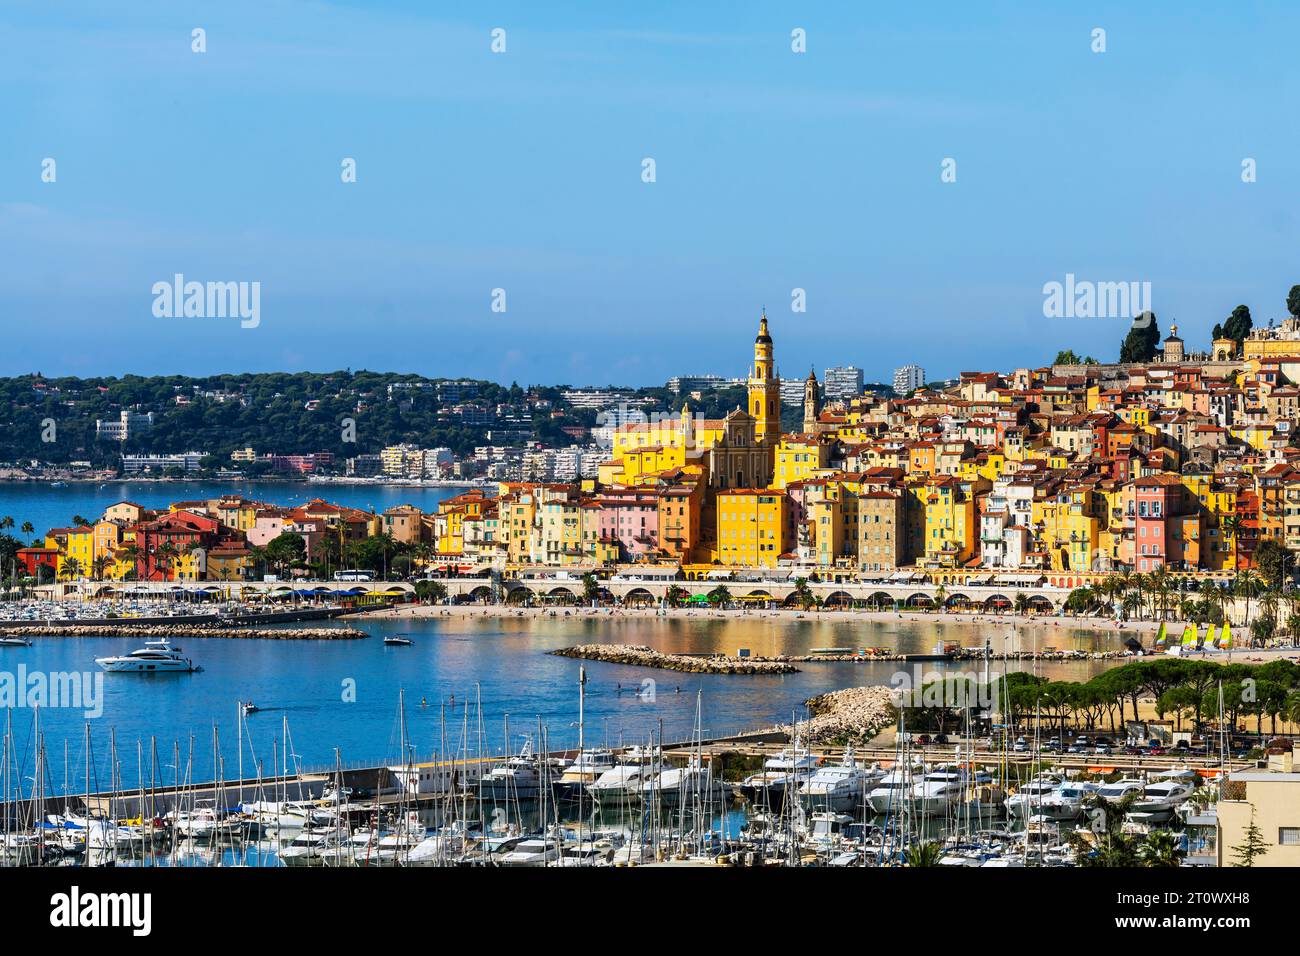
xmin=243 ymin=702 xmax=260 ymax=716
xmin=384 ymin=635 xmax=414 ymax=646
xmin=0 ymin=637 xmax=32 ymax=647
xmin=95 ymin=638 xmax=200 ymax=673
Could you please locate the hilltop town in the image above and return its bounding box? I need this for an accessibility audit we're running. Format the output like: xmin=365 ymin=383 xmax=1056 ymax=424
xmin=11 ymin=301 xmax=1300 ymax=608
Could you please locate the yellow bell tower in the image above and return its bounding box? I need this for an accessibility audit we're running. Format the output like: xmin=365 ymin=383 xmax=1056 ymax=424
xmin=748 ymin=310 xmax=781 ymax=444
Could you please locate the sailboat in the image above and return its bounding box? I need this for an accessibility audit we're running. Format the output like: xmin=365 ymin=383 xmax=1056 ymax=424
xmin=1166 ymin=624 xmax=1197 ymax=656
xmin=1152 ymin=622 xmax=1168 ymax=648
xmin=1216 ymin=620 xmax=1233 ymax=651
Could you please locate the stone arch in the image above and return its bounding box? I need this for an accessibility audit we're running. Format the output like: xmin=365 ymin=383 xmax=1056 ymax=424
xmin=505 ymin=586 xmax=533 ymax=605
xmin=623 ymin=587 xmax=656 ymax=606
xmin=905 ymin=592 xmax=935 ymax=608
xmin=824 ymin=590 xmax=853 ymax=607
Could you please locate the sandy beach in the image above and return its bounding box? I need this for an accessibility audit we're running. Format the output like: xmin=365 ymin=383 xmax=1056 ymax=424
xmin=358 ymin=603 xmax=1300 ymax=663
xmin=362 ymin=601 xmax=1161 ymax=634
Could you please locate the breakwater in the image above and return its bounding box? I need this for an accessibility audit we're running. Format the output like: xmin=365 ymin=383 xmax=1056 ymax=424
xmin=551 ymin=643 xmax=1129 ymax=673
xmin=551 ymin=644 xmax=800 ymax=674
xmin=0 ymin=624 xmax=367 ymax=640
xmin=786 ymin=686 xmax=898 ymax=745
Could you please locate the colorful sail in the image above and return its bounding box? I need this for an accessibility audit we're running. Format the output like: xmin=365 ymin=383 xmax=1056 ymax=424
xmin=1219 ymin=621 xmax=1233 ymax=649
xmin=1154 ymin=622 xmax=1168 ymax=647
xmin=1181 ymin=625 xmax=1197 ymax=647
xmin=1205 ymin=624 xmax=1219 ymax=649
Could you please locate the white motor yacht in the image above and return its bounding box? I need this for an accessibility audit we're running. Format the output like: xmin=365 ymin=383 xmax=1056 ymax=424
xmin=1094 ymin=778 xmax=1145 ymax=804
xmin=1005 ymin=774 xmax=1063 ymax=819
xmin=480 ymin=738 xmax=545 ymax=801
xmin=738 ymin=744 xmax=818 ymax=809
xmin=554 ymin=749 xmax=617 ymax=799
xmin=1036 ymin=781 xmax=1101 ymax=822
xmin=866 ymin=768 xmax=917 ymax=815
xmin=278 ymin=828 xmax=343 ymax=867
xmin=911 ymin=768 xmax=967 ymax=816
xmin=1128 ymin=777 xmax=1197 ymax=823
xmin=95 ymin=638 xmax=200 ymax=673
xmin=642 ymin=759 xmax=724 ymax=807
xmin=588 ymin=762 xmax=660 ymax=803
xmin=497 ymin=837 xmax=560 ymax=867
xmin=798 ymin=750 xmax=883 ymax=813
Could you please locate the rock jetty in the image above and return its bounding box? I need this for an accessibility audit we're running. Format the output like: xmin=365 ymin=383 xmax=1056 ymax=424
xmin=786 ymin=686 xmax=897 ymax=745
xmin=0 ymin=624 xmax=367 ymax=640
xmin=551 ymin=644 xmax=800 ymax=674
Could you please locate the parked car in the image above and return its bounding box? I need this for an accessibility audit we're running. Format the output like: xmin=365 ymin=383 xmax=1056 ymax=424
xmin=1013 ymin=736 xmax=1029 ymax=753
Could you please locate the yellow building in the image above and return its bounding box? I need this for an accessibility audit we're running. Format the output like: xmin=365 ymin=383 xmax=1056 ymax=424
xmin=604 ymin=405 xmax=725 ymax=485
xmin=1217 ymin=758 xmax=1300 ymax=866
xmin=773 ymin=435 xmax=832 ymax=490
xmin=539 ymin=497 xmax=586 ymax=565
xmin=715 ymin=490 xmax=787 ymax=568
xmin=922 ymin=478 xmax=975 ymax=568
xmin=51 ymin=526 xmax=94 ymax=579
xmin=1035 ymin=487 xmax=1101 ymax=573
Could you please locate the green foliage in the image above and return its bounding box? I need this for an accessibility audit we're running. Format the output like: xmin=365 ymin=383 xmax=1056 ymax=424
xmin=0 ymin=372 xmax=628 ymax=464
xmin=1054 ymin=350 xmax=1099 ymax=366
xmin=1231 ymin=809 xmax=1270 ymax=867
xmin=1222 ymin=304 xmax=1253 ymax=345
xmin=1288 ymin=285 xmax=1300 ymax=320
xmin=1119 ymin=312 xmax=1161 ymax=363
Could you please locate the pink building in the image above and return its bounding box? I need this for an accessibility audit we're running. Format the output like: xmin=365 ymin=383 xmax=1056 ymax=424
xmin=596 ymin=490 xmax=659 ymax=560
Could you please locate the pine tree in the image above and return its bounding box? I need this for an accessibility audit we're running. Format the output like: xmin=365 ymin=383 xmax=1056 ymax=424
xmin=1288 ymin=285 xmax=1300 ymax=320
xmin=1230 ymin=809 xmax=1270 ymax=867
xmin=1222 ymin=305 xmax=1253 ymax=345
xmin=1119 ymin=312 xmax=1161 ymax=363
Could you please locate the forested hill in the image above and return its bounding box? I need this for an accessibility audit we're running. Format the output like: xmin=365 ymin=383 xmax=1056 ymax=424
xmin=0 ymin=371 xmax=572 ymax=465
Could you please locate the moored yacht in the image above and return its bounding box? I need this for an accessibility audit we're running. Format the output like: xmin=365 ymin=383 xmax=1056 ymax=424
xmin=798 ymin=749 xmax=883 ymax=813
xmin=866 ymin=767 xmax=917 ymax=815
xmin=738 ymin=744 xmax=818 ymax=809
xmin=480 ymin=738 xmax=545 ymax=801
xmin=1128 ymin=775 xmax=1197 ymax=823
xmin=554 ymin=749 xmax=617 ymax=799
xmin=1005 ymin=773 xmax=1063 ymax=819
xmin=911 ymin=767 xmax=967 ymax=816
xmin=1036 ymin=781 xmax=1101 ymax=822
xmin=95 ymin=638 xmax=200 ymax=673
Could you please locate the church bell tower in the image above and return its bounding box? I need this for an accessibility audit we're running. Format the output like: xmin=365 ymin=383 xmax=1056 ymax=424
xmin=747 ymin=310 xmax=781 ymax=445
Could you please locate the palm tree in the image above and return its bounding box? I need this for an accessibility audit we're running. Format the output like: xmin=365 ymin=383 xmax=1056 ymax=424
xmin=793 ymin=577 xmax=814 ymax=610
xmin=59 ymin=556 xmax=83 ymax=581
xmin=20 ymin=521 xmax=34 ymax=540
xmin=1013 ymin=592 xmax=1029 ymax=615
xmin=904 ymin=840 xmax=943 ymax=867
xmin=0 ymin=516 xmax=13 ymax=532
xmin=1136 ymin=829 xmax=1185 ymax=867
xmin=90 ymin=555 xmax=110 ymax=581
xmin=1236 ymin=570 xmax=1262 ymax=626
xmin=707 ymin=585 xmax=731 ymax=608
xmin=1221 ymin=513 xmax=1243 ymax=571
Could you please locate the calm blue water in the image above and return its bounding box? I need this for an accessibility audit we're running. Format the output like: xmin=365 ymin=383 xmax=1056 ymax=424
xmin=0 ymin=480 xmax=463 ymax=541
xmin=1 ymin=613 xmax=1116 ymax=799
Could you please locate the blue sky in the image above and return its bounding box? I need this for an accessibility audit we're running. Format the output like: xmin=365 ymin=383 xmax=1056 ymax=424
xmin=3 ymin=1 xmax=1298 ymax=386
